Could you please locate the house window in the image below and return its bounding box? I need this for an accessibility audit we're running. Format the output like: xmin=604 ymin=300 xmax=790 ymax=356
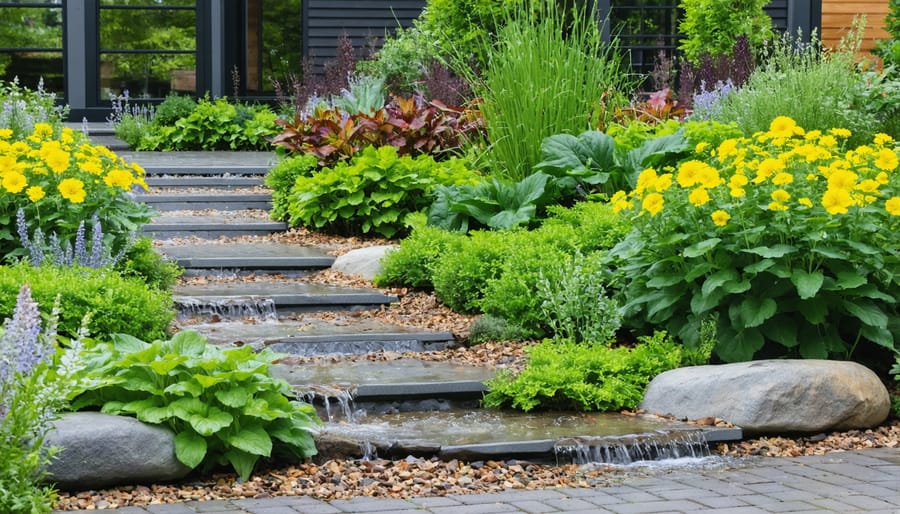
xmin=608 ymin=0 xmax=680 ymax=76
xmin=0 ymin=1 xmax=64 ymax=92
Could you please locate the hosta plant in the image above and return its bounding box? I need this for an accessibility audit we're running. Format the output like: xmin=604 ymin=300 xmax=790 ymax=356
xmin=70 ymin=331 xmax=321 ymax=481
xmin=608 ymin=117 xmax=900 ymax=363
xmin=0 ymin=124 xmax=153 ymax=260
xmin=286 ymin=145 xmax=480 ymax=238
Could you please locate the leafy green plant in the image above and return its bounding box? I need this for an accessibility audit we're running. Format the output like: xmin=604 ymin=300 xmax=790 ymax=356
xmin=374 ymin=219 xmax=464 ymax=289
xmin=539 ymin=200 xmax=631 ymax=253
xmin=678 ymin=0 xmax=772 ymax=65
xmin=467 ymin=315 xmax=531 ymax=344
xmin=428 ymin=172 xmax=554 ymax=232
xmin=70 ymin=331 xmax=320 ymax=481
xmin=356 ymin=26 xmax=432 ymax=96
xmin=0 ymin=286 xmax=87 ymax=514
xmin=0 ymin=263 xmax=174 ymax=341
xmin=415 ymin=0 xmax=522 ymax=69
xmin=265 ymin=153 xmax=320 ymax=222
xmin=607 ymin=117 xmax=900 ymax=363
xmin=114 ymin=237 xmax=183 ymax=290
xmin=454 ymin=0 xmax=634 ymax=181
xmin=432 ymin=230 xmax=512 ymax=312
xmin=534 ymin=129 xmax=689 ymax=198
xmin=483 ymin=332 xmax=683 ymax=412
xmin=0 ymin=77 xmax=67 ymax=140
xmin=153 ymin=93 xmax=197 ymax=126
xmin=286 ymin=146 xmax=480 ymax=238
xmin=332 ymin=75 xmax=386 ymax=115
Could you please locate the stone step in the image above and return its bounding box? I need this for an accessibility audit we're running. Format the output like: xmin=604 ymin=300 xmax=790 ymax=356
xmin=143 ymin=214 xmax=286 ymax=239
xmin=184 ymin=318 xmax=456 ymax=356
xmin=146 ymin=176 xmax=265 ymax=188
xmin=139 ymin=193 xmax=272 ymax=211
xmin=119 ymin=151 xmax=272 ymax=176
xmin=173 ymin=281 xmax=397 ymax=316
xmin=158 ymin=242 xmax=334 ymax=274
xmin=87 ymin=135 xmax=129 ymax=151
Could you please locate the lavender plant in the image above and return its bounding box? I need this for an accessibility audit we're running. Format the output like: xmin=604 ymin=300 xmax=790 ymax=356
xmin=0 ymin=77 xmax=68 ymax=140
xmin=0 ymin=285 xmax=87 ymax=513
xmin=16 ymin=209 xmax=133 ymax=269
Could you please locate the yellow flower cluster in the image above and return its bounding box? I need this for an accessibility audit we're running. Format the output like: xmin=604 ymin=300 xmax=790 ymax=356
xmin=0 ymin=123 xmax=148 ymax=205
xmin=612 ymin=116 xmax=900 ymax=224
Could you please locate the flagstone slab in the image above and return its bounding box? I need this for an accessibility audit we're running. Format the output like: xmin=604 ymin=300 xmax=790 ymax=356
xmin=159 ymin=242 xmax=334 ymax=270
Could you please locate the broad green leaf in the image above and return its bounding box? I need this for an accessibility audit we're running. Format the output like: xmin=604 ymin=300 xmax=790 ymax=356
xmin=791 ymin=270 xmax=824 ymax=299
xmin=715 ymin=324 xmax=764 ymax=362
xmin=646 ymin=289 xmax=683 ymax=319
xmin=848 ymin=284 xmax=895 ymax=302
xmin=169 ymin=397 xmax=207 ymax=421
xmin=742 ymin=244 xmax=797 ymax=258
xmin=846 ymin=240 xmax=880 ymax=255
xmin=215 ymin=387 xmax=250 ymax=408
xmin=811 ymin=246 xmax=848 ymax=259
xmin=684 ymin=262 xmax=715 ymax=281
xmin=193 ymin=374 xmax=226 ymax=388
xmin=224 ymin=448 xmax=258 ymax=482
xmin=646 ymin=274 xmax=683 ymax=288
xmin=149 ymin=357 xmax=185 ymax=375
xmin=722 ymin=279 xmax=751 ymax=294
xmin=174 ymin=430 xmax=207 ymax=469
xmin=111 ymin=333 xmax=149 ymax=353
xmin=243 ymin=398 xmax=282 ymax=421
xmin=760 ymin=316 xmax=798 ymax=348
xmin=169 ymin=330 xmax=207 ymax=356
xmin=860 ymin=325 xmax=895 ymax=350
xmin=798 ymin=298 xmax=829 ymax=324
xmin=188 ymin=407 xmax=234 ymax=436
xmin=798 ymin=336 xmax=829 ymax=359
xmin=535 ymin=131 xmax=616 ymax=175
xmin=735 ymin=297 xmax=777 ymax=328
xmin=744 ymin=259 xmax=774 ymax=274
xmin=225 ymin=425 xmax=273 ymax=457
xmin=683 ymin=238 xmax=721 ymax=258
xmin=123 ymin=399 xmax=171 ymax=424
xmin=833 ymin=271 xmax=867 ymax=290
xmin=689 ymin=288 xmax=726 ymax=315
xmin=843 ymin=299 xmax=889 ymax=328
xmin=701 ymin=269 xmax=739 ymax=297
xmin=164 ymin=380 xmax=203 ymax=397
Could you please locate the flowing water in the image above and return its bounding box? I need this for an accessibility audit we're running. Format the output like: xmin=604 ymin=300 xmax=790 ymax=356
xmin=175 ymin=296 xmax=278 ymax=321
xmin=555 ymin=429 xmax=711 ymax=465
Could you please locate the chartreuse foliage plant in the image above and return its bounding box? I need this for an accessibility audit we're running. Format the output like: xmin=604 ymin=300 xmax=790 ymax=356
xmin=70 ymin=331 xmax=321 ymax=481
xmin=0 ymin=286 xmax=87 ymax=514
xmin=0 ymin=263 xmax=174 ymax=341
xmin=0 ymin=124 xmax=153 ymax=260
xmin=374 ymin=214 xmax=465 ymax=289
xmin=286 ymin=145 xmax=480 ymax=238
xmin=483 ymin=332 xmax=683 ymax=412
xmin=608 ymin=117 xmax=900 ymax=363
xmin=264 ymin=153 xmax=319 ymax=223
xmin=678 ymin=0 xmax=772 ymax=64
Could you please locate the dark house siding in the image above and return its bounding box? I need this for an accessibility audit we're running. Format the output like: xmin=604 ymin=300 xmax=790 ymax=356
xmin=302 ymin=0 xmax=427 ymax=71
xmin=765 ymin=0 xmax=789 ymax=31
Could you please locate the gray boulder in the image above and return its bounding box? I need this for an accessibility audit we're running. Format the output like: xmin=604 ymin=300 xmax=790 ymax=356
xmin=331 ymin=245 xmax=397 ymax=281
xmin=640 ymin=360 xmax=890 ymax=434
xmin=44 ymin=412 xmax=191 ymax=490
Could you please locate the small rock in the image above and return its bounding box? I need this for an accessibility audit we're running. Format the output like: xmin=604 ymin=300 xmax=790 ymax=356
xmin=331 ymin=245 xmax=397 ymax=281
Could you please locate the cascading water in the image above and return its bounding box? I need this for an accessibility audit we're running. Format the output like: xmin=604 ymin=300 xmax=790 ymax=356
xmin=175 ymin=296 xmax=278 ymax=321
xmin=554 ymin=429 xmax=711 ymax=465
xmin=295 ymin=383 xmax=362 ymax=423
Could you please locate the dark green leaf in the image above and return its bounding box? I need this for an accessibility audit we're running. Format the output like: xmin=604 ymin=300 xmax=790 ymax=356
xmin=683 ymin=238 xmax=721 ymax=258
xmin=174 ymin=430 xmax=207 ymax=469
xmin=843 ymin=299 xmax=889 ymax=328
xmin=225 ymin=425 xmax=273 ymax=457
xmin=736 ymin=297 xmax=777 ymax=328
xmin=742 ymin=245 xmax=797 ymax=258
xmin=701 ymin=269 xmax=739 ymax=297
xmin=791 ymin=270 xmax=824 ymax=299
xmin=760 ymin=315 xmax=798 ymax=348
xmin=225 ymin=448 xmax=258 ymax=482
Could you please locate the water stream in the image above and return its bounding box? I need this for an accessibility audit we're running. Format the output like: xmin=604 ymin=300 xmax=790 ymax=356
xmin=555 ymin=429 xmax=711 ymax=465
xmin=175 ymin=296 xmax=278 ymax=321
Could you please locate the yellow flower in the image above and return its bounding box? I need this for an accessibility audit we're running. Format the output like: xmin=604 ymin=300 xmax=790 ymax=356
xmin=642 ymin=193 xmax=664 ymax=216
xmin=886 ymin=197 xmax=900 ymax=216
xmin=804 ymin=130 xmax=822 ymax=141
xmin=1 ymin=171 xmax=27 ymax=193
xmin=26 ymin=185 xmax=45 ymax=202
xmin=856 ymin=179 xmax=880 ymax=194
xmin=771 ymin=189 xmax=791 ymax=203
xmin=653 ymin=173 xmax=673 ymax=192
xmin=104 ymin=169 xmax=134 ymax=189
xmin=772 ymin=172 xmax=794 ymax=186
xmin=829 ymin=128 xmax=852 ymax=139
xmin=711 ymin=210 xmax=730 ymax=226
xmin=675 ymin=161 xmax=707 ymax=188
xmin=695 ymin=142 xmax=709 ymax=154
xmin=768 ymin=202 xmax=789 ymax=212
xmin=730 ymin=187 xmax=746 ymax=198
xmin=729 ymin=174 xmax=749 ymax=188
xmin=874 ymin=148 xmax=899 ymax=171
xmin=874 ymin=133 xmax=894 ymax=146
xmin=80 ymin=158 xmax=104 ymax=175
xmin=876 ymin=172 xmax=889 ymax=185
xmin=610 ymin=190 xmax=627 ymax=203
xmin=688 ymin=187 xmax=710 ymax=206
xmin=635 ymin=168 xmax=659 ymax=195
xmin=821 ymin=188 xmax=854 ymax=215
xmin=798 ymin=197 xmax=813 ymax=208
xmin=612 ymin=199 xmax=633 ymax=213
xmin=817 ymin=135 xmax=838 ymax=148
xmin=58 ymin=178 xmax=86 ymax=204
xmin=40 ymin=143 xmax=70 ymax=174
xmin=768 ymin=116 xmax=800 ymax=138
xmin=28 ymin=123 xmax=54 ymax=142
xmin=716 ymin=139 xmax=739 ymax=159
xmin=0 ymin=128 xmax=11 ymax=139
xmin=827 ymin=169 xmax=859 ymax=191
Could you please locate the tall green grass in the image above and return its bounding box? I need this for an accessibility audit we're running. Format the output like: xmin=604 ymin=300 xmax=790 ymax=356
xmin=455 ymin=0 xmax=635 ymax=181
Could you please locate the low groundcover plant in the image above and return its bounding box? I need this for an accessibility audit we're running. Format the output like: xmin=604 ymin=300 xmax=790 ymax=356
xmin=608 ymin=116 xmax=900 ymax=363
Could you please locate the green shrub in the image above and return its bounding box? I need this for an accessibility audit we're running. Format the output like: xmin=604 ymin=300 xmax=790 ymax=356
xmin=287 ymin=146 xmax=480 ymax=238
xmin=415 ymin=0 xmax=522 ymax=69
xmin=539 ymin=201 xmax=630 ymax=253
xmin=265 ymin=153 xmax=320 ymax=223
xmin=432 ymin=230 xmax=511 ymax=312
xmin=153 ymin=93 xmax=197 ymax=126
xmin=374 ymin=221 xmax=464 ymax=288
xmin=114 ymin=237 xmax=183 ymax=290
xmin=483 ymin=332 xmax=683 ymax=411
xmin=467 ymin=315 xmax=531 ymax=344
xmin=456 ymin=0 xmax=634 ymax=181
xmin=70 ymin=331 xmax=320 ymax=481
xmin=0 ymin=264 xmax=174 ymax=341
xmin=607 ymin=118 xmax=900 ymax=363
xmin=678 ymin=0 xmax=772 ymax=64
xmin=357 ymin=27 xmax=431 ymax=96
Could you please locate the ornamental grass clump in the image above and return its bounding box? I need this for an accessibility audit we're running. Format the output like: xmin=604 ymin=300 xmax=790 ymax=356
xmin=0 ymin=286 xmax=87 ymax=514
xmin=0 ymin=124 xmax=153 ymax=260
xmin=608 ymin=116 xmax=900 ymax=364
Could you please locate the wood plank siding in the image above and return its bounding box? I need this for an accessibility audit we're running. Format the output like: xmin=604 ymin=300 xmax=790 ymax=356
xmin=303 ymin=0 xmax=426 ymax=71
xmin=821 ymin=0 xmax=890 ymax=52
xmin=764 ymin=0 xmax=790 ymax=30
